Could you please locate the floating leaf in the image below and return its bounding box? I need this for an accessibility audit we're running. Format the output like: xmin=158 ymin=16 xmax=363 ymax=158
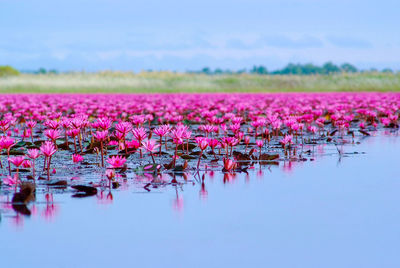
xmin=359 ymin=130 xmax=370 ymax=136
xmin=329 ymin=129 xmax=338 ymax=136
xmin=259 ymin=154 xmax=279 ymax=161
xmin=259 ymin=161 xmax=279 ymax=166
xmin=112 ymin=181 xmax=120 ymax=189
xmin=14 ymin=141 xmax=27 ymax=148
xmin=177 ymin=143 xmax=196 ymax=151
xmin=47 ymin=180 xmax=68 ymax=187
xmin=180 ymin=154 xmax=197 ymax=160
xmin=71 ymin=185 xmax=98 ymax=197
xmin=164 ymin=160 xmax=174 ymax=170
xmin=57 ymin=142 xmax=71 ymax=150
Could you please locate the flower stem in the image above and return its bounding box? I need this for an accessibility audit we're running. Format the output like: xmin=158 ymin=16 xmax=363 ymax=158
xmin=197 ymin=150 xmax=203 ymax=169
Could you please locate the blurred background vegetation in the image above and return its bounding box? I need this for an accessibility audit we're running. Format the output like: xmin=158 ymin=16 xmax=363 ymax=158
xmin=0 ymin=65 xmax=20 ymax=77
xmin=0 ymin=62 xmax=399 ymax=93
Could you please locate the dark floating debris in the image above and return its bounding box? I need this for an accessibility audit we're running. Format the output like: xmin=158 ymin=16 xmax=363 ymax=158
xmin=12 ymin=183 xmax=36 ymax=216
xmin=71 ymin=185 xmax=98 ymax=198
xmin=359 ymin=130 xmax=371 ymax=136
xmin=47 ymin=180 xmax=68 ymax=188
xmin=259 ymin=154 xmax=279 ymax=161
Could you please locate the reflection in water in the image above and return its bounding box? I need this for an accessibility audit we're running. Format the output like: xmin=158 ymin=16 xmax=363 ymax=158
xmin=11 ymin=212 xmax=24 ymax=228
xmin=11 ymin=183 xmax=35 ymax=216
xmin=199 ymin=181 xmax=208 ymax=200
xmin=97 ymin=190 xmax=114 ymax=205
xmin=256 ymin=168 xmax=264 ymax=178
xmin=0 ymin=131 xmax=399 ymax=229
xmin=42 ymin=193 xmax=58 ymax=221
xmin=172 ymin=186 xmax=184 ymax=212
xmin=224 ymin=172 xmax=237 ymax=184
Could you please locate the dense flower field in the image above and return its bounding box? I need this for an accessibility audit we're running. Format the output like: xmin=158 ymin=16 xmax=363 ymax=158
xmin=0 ymin=93 xmax=399 ymax=217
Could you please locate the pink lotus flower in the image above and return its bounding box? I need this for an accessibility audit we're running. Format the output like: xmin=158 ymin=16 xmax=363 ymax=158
xmin=131 ymin=127 xmax=147 ymax=157
xmin=108 ymin=140 xmax=118 ymax=146
xmin=280 ymin=135 xmax=293 ymax=147
xmin=132 ymin=127 xmax=147 ymax=141
xmin=115 ymin=121 xmax=132 ymax=134
xmin=40 ymin=141 xmax=57 ymax=179
xmin=142 ymin=139 xmax=160 ymax=163
xmin=308 ymin=126 xmax=318 ymax=134
xmin=106 ymin=155 xmax=127 ymax=168
xmin=223 ymin=158 xmax=237 ymax=172
xmin=170 ymin=127 xmax=185 ymax=145
xmin=114 ymin=130 xmax=125 ymax=140
xmin=208 ymin=138 xmax=219 ymax=155
xmin=44 ymin=120 xmax=60 ymax=130
xmin=2 ymin=174 xmax=18 ymax=186
xmin=0 ymin=120 xmax=10 ymax=133
xmin=153 ymin=125 xmax=170 ymax=137
xmin=26 ymin=120 xmax=37 ymax=129
xmin=0 ymin=136 xmax=15 ymax=150
xmin=93 ymin=130 xmax=108 ymax=167
xmin=26 ymin=120 xmax=37 ymax=142
xmin=131 ymin=115 xmax=146 ymax=126
xmin=229 ymin=123 xmax=241 ymax=133
xmin=195 ymin=137 xmax=209 ymax=151
xmin=66 ymin=128 xmax=80 ymax=137
xmin=93 ymin=130 xmax=108 ymax=141
xmin=44 ymin=129 xmax=61 ymax=141
xmin=26 ymin=148 xmax=40 ymax=179
xmin=21 ymin=128 xmax=31 ymax=139
xmin=40 ymin=141 xmax=57 ymax=157
xmin=142 ymin=139 xmax=160 ymax=153
xmin=220 ymin=137 xmax=238 ymax=147
xmin=126 ymin=140 xmax=140 ymax=149
xmin=105 ymin=169 xmax=115 ymax=180
xmin=61 ymin=118 xmax=72 ymax=129
xmin=26 ymin=149 xmax=40 ymax=160
xmin=8 ymin=156 xmax=25 ymax=167
xmin=72 ymin=154 xmax=84 ymax=163
xmin=256 ymin=139 xmax=264 ymax=148
xmin=195 ymin=137 xmax=209 ymax=169
xmin=22 ymin=160 xmax=32 ymax=168
xmin=95 ymin=117 xmax=112 ymax=130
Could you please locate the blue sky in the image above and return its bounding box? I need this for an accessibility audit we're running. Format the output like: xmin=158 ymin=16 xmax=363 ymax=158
xmin=0 ymin=0 xmax=399 ymax=71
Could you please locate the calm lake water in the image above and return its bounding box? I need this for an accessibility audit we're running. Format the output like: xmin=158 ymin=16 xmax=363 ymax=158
xmin=1 ymin=131 xmax=400 ymax=268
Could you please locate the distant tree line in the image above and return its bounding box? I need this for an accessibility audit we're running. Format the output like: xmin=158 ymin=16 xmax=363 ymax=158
xmin=190 ymin=62 xmax=396 ymax=75
xmin=0 ymin=63 xmax=397 ymax=77
xmin=0 ymin=66 xmax=59 ymax=76
xmin=27 ymin=67 xmax=59 ymax=74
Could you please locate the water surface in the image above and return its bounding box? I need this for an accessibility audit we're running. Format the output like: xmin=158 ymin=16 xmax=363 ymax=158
xmin=1 ymin=132 xmax=400 ymax=268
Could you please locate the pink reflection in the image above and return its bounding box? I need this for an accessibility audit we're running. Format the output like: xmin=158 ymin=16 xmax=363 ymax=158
xmin=97 ymin=190 xmax=114 ymax=205
xmin=282 ymin=161 xmax=294 ymax=174
xmin=41 ymin=193 xmax=58 ymax=222
xmin=223 ymin=172 xmax=236 ymax=183
xmin=11 ymin=213 xmax=24 ymax=228
xmin=172 ymin=187 xmax=184 ymax=212
xmin=1 ymin=195 xmax=13 ymax=210
xmin=199 ymin=182 xmax=208 ymax=201
xmin=256 ymin=169 xmax=263 ymax=178
xmin=245 ymin=173 xmax=250 ymax=183
xmin=31 ymin=204 xmax=38 ymax=216
xmin=317 ymin=144 xmax=325 ymax=155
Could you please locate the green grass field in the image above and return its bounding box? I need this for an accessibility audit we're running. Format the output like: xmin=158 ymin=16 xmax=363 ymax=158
xmin=0 ymin=72 xmax=399 ymax=93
